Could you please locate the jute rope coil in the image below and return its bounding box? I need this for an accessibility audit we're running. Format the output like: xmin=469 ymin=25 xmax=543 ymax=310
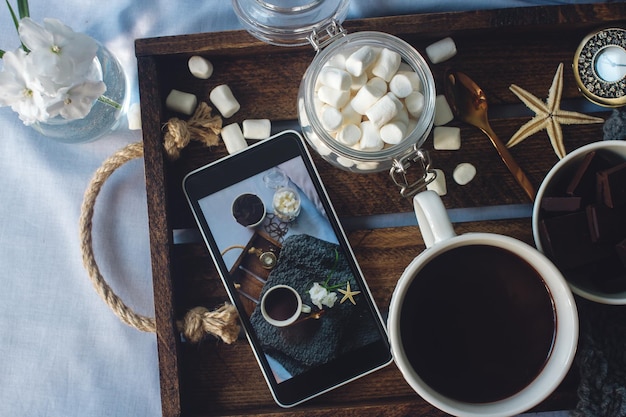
xmin=79 ymin=102 xmax=240 ymax=344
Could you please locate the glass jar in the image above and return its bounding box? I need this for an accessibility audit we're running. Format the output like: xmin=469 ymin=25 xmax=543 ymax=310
xmin=298 ymin=32 xmax=436 ymax=174
xmin=233 ymin=0 xmax=437 ymax=195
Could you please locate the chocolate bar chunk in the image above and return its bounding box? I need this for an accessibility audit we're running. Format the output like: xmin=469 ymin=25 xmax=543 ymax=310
xmin=539 ymin=211 xmax=615 ymax=269
xmin=586 ymin=204 xmax=626 ymax=243
xmin=566 ymin=151 xmax=623 ymax=202
xmin=565 ymin=255 xmax=626 ymax=293
xmin=541 ymin=196 xmax=582 ymax=213
xmin=597 ymin=161 xmax=626 ymax=208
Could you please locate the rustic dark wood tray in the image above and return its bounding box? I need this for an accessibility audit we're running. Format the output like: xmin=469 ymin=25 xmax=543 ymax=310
xmin=136 ymin=4 xmax=626 ymax=416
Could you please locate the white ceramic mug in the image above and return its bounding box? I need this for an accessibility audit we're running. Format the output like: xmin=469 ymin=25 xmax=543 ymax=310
xmin=261 ymin=285 xmax=311 ymax=327
xmin=388 ymin=190 xmax=579 ymax=417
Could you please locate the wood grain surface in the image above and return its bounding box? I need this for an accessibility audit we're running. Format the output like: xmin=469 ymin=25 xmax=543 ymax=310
xmin=136 ymin=4 xmax=626 ymax=416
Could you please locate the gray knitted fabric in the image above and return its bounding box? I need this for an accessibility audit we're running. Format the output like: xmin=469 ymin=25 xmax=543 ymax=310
xmin=249 ymin=234 xmax=380 ymax=377
xmin=603 ymin=109 xmax=626 ymax=141
xmin=572 ymin=300 xmax=626 ymax=417
xmin=572 ymin=116 xmax=626 ymax=416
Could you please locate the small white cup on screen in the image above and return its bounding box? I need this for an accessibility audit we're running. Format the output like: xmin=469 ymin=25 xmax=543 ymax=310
xmin=261 ymin=285 xmax=311 ymax=327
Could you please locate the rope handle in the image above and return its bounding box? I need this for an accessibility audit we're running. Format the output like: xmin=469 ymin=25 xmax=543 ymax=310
xmin=78 ymin=103 xmax=240 ymax=344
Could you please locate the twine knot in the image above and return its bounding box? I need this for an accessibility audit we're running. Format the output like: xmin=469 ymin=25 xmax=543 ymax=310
xmin=177 ymin=304 xmax=241 ymax=344
xmin=163 ymin=102 xmax=222 ymax=160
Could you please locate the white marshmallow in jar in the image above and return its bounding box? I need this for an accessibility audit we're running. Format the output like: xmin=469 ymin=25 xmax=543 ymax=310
xmin=298 ymin=32 xmax=436 ymax=173
xmin=232 ymin=0 xmax=436 ymax=176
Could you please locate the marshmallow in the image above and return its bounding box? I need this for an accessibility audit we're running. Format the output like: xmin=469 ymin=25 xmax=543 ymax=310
xmin=453 ymin=162 xmax=476 ymax=185
xmin=434 ymin=94 xmax=454 ymax=126
xmin=365 ymin=93 xmax=402 ymax=128
xmin=350 ymin=77 xmax=386 ymax=115
xmin=371 ymin=47 xmax=401 ymax=82
xmin=426 ymin=169 xmax=447 ymax=196
xmin=165 ymin=89 xmax=197 ymax=115
xmin=350 ymin=72 xmax=368 ymax=91
xmin=380 ymin=121 xmax=407 ymax=145
xmin=405 ymin=91 xmax=425 ymax=118
xmin=326 ymin=51 xmax=348 ymax=69
xmin=242 ymin=119 xmax=271 ymax=140
xmin=359 ymin=121 xmax=384 ymax=151
xmin=320 ymin=106 xmax=344 ymax=132
xmin=345 ymin=46 xmax=379 ymax=77
xmin=337 ymin=124 xmax=361 ymax=146
xmin=341 ymin=103 xmax=362 ymax=126
xmin=221 ymin=123 xmax=248 ymax=154
xmin=210 ymin=84 xmax=240 ymax=118
xmin=433 ymin=126 xmax=461 ymax=150
xmin=127 ymin=102 xmax=142 ymax=130
xmin=318 ymin=67 xmax=352 ymax=91
xmin=188 ymin=56 xmax=213 ymax=79
xmin=426 ymin=37 xmax=457 ymax=64
xmin=317 ymin=85 xmax=350 ymax=109
xmin=402 ymin=71 xmax=422 ymax=91
xmin=389 ymin=73 xmax=414 ymax=98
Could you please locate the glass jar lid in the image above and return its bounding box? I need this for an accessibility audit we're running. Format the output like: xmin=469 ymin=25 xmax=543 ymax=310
xmin=232 ymin=0 xmax=350 ymax=47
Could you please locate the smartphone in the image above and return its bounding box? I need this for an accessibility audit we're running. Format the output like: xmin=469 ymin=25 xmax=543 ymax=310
xmin=183 ymin=130 xmax=392 ymax=407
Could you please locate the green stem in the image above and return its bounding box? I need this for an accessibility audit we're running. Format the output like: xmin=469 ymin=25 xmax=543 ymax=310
xmin=98 ymin=95 xmax=121 ymax=110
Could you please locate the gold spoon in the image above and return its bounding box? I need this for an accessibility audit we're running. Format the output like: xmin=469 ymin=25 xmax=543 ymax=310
xmin=444 ymin=70 xmax=536 ymax=201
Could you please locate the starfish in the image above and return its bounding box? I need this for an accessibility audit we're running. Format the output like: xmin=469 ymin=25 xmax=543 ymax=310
xmin=338 ymin=282 xmax=361 ymax=305
xmin=505 ymin=63 xmax=604 ymax=159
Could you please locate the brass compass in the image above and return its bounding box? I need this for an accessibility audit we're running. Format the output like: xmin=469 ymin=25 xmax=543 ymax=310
xmin=574 ymin=27 xmax=626 ymax=107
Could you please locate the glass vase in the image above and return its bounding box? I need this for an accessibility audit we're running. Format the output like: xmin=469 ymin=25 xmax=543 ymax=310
xmin=31 ymin=42 xmax=129 ymax=144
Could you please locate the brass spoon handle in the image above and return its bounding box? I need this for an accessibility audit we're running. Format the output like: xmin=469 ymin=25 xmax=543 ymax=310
xmin=480 ymin=124 xmax=536 ymax=201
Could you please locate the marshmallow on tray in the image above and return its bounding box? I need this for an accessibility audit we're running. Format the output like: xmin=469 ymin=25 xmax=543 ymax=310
xmin=426 ymin=37 xmax=457 ymax=64
xmin=188 ymin=56 xmax=213 ymax=79
xmin=427 ymin=169 xmax=447 ymax=196
xmin=434 ymin=94 xmax=454 ymax=126
xmin=209 ymin=84 xmax=240 ymax=118
xmin=165 ymin=89 xmax=198 ymax=116
xmin=433 ymin=126 xmax=461 ymax=150
xmin=453 ymin=162 xmax=477 ymax=185
xmin=221 ymin=123 xmax=248 ymax=154
xmin=242 ymin=119 xmax=271 ymax=140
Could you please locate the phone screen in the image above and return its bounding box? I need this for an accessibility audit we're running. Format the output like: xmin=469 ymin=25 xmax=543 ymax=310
xmin=183 ymin=131 xmax=391 ymax=407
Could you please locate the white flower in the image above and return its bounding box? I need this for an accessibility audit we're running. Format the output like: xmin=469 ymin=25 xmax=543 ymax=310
xmin=19 ymin=17 xmax=98 ymax=88
xmin=0 ymin=49 xmax=48 ymax=124
xmin=308 ymin=283 xmax=338 ymax=310
xmin=0 ymin=17 xmax=108 ymax=124
xmin=47 ymin=80 xmax=106 ymax=120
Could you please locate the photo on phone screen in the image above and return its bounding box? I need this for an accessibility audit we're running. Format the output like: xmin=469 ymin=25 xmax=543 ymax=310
xmin=183 ymin=131 xmax=391 ymax=407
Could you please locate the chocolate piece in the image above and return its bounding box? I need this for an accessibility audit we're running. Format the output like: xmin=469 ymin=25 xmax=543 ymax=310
xmin=539 ymin=211 xmax=615 ymax=269
xmin=566 ymin=151 xmax=598 ymax=198
xmin=566 ymin=150 xmax=622 ymax=202
xmin=540 ymin=196 xmax=582 ymax=213
xmin=586 ymin=204 xmax=626 ymax=243
xmin=565 ymin=255 xmax=626 ymax=293
xmin=597 ymin=161 xmax=626 ymax=208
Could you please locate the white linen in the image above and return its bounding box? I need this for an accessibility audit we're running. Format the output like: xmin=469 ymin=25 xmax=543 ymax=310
xmin=0 ymin=1 xmax=606 ymax=416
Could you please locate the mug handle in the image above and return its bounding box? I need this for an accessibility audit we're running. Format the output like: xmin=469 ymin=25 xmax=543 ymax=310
xmin=413 ymin=190 xmax=456 ymax=248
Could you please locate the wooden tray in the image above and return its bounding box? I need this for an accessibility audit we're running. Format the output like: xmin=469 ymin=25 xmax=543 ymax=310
xmin=136 ymin=4 xmax=626 ymax=416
